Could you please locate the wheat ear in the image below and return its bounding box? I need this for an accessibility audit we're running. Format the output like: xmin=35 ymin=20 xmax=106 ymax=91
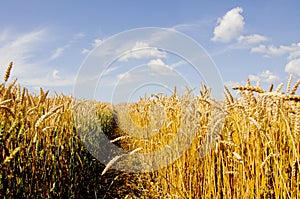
xmin=4 ymin=61 xmax=13 ymax=82
xmin=287 ymin=74 xmax=293 ymax=93
xmin=290 ymin=80 xmax=300 ymax=95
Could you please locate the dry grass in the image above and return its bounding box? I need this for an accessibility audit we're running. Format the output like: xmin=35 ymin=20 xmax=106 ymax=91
xmin=1 ymin=62 xmax=300 ymax=198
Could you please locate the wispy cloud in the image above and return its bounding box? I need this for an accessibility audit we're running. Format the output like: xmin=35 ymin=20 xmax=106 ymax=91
xmin=80 ymin=38 xmax=103 ymax=54
xmin=101 ymin=66 xmax=119 ymax=76
xmin=0 ymin=29 xmax=10 ymax=44
xmin=0 ymin=28 xmax=81 ymax=90
xmin=49 ymin=32 xmax=86 ymax=60
xmin=50 ymin=47 xmax=64 ymax=60
xmin=0 ymin=28 xmax=48 ymax=77
xmin=172 ymin=20 xmax=213 ymax=35
xmin=72 ymin=32 xmax=85 ymax=41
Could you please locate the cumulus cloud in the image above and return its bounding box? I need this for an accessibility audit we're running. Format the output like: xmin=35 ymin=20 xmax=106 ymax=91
xmin=212 ymin=7 xmax=245 ymax=43
xmin=285 ymin=59 xmax=300 ymax=76
xmin=118 ymin=41 xmax=167 ymax=62
xmin=249 ymin=70 xmax=280 ymax=83
xmin=238 ymin=34 xmax=268 ymax=45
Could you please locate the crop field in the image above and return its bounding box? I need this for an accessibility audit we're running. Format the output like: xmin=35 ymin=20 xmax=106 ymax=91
xmin=1 ymin=62 xmax=300 ymax=198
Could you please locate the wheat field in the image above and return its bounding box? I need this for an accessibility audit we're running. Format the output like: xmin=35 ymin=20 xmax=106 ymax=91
xmin=1 ymin=62 xmax=300 ymax=198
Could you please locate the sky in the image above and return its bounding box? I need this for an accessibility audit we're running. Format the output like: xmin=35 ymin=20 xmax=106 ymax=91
xmin=1 ymin=1 xmax=300 ymax=102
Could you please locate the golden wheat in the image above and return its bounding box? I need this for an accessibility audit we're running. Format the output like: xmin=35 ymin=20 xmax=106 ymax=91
xmin=2 ymin=62 xmax=300 ymax=198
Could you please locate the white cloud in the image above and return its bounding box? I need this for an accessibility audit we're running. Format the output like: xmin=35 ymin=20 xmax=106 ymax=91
xmin=225 ymin=81 xmax=241 ymax=88
xmin=251 ymin=43 xmax=300 ymax=58
xmin=251 ymin=45 xmax=289 ymax=56
xmin=23 ymin=75 xmax=74 ymax=87
xmin=118 ymin=41 xmax=167 ymax=62
xmin=92 ymin=38 xmax=103 ymax=47
xmin=147 ymin=59 xmax=173 ymax=75
xmin=285 ymin=59 xmax=300 ymax=76
xmin=81 ymin=48 xmax=90 ymax=54
xmin=22 ymin=68 xmax=74 ymax=88
xmin=238 ymin=34 xmax=268 ymax=45
xmin=249 ymin=70 xmax=280 ymax=83
xmin=115 ymin=59 xmax=170 ymax=82
xmin=113 ymin=59 xmax=174 ymax=86
xmin=52 ymin=69 xmax=60 ymax=79
xmin=212 ymin=7 xmax=245 ymax=43
xmin=289 ymin=50 xmax=300 ymax=60
xmin=148 ymin=58 xmax=167 ymax=67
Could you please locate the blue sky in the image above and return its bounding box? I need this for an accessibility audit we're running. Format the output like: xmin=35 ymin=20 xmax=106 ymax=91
xmin=1 ymin=1 xmax=300 ymax=101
